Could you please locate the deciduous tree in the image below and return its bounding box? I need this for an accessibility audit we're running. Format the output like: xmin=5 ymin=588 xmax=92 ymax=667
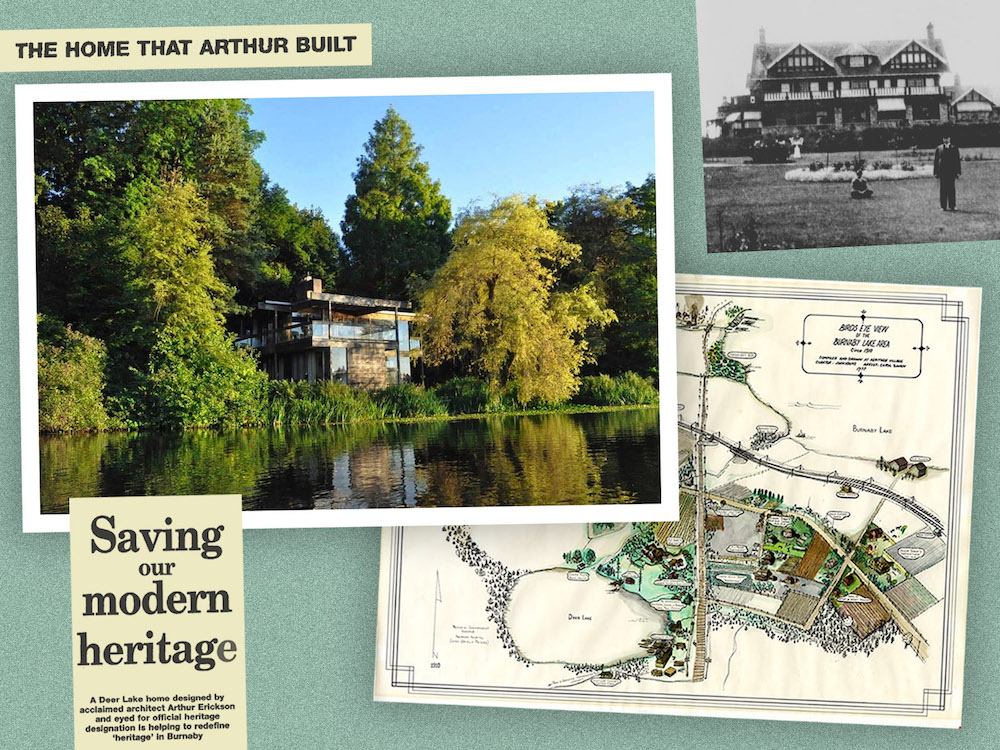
xmin=127 ymin=177 xmax=267 ymax=428
xmin=32 ymin=99 xmax=326 ymax=429
xmin=548 ymin=176 xmax=657 ymax=378
xmin=419 ymin=196 xmax=614 ymax=404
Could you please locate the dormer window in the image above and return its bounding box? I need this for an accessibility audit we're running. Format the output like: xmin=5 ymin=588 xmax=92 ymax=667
xmin=849 ymin=55 xmax=866 ymax=68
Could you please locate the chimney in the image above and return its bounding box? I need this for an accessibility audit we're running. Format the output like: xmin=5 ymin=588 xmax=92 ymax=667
xmin=954 ymin=74 xmax=962 ymax=90
xmin=294 ymin=276 xmax=323 ymax=301
xmin=926 ymin=22 xmax=935 ymax=44
xmin=759 ymin=27 xmax=766 ymax=45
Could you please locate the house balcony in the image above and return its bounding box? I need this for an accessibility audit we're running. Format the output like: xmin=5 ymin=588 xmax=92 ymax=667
xmin=236 ymin=318 xmax=409 ymax=352
xmin=761 ymin=85 xmax=943 ymax=103
xmin=764 ymin=91 xmax=812 ymax=101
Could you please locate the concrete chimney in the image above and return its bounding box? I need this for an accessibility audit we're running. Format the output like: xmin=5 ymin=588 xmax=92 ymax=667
xmin=294 ymin=276 xmax=323 ymax=301
xmin=926 ymin=22 xmax=935 ymax=44
xmin=953 ymin=74 xmax=962 ymax=90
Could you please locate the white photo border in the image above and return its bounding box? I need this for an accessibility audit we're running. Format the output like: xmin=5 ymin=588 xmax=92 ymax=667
xmin=16 ymin=73 xmax=677 ymax=532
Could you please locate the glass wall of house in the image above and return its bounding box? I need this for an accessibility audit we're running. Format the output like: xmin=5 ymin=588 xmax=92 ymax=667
xmin=385 ymin=351 xmax=412 ymax=381
xmin=310 ymin=313 xmax=397 ymax=342
xmin=330 ymin=347 xmax=348 ymax=384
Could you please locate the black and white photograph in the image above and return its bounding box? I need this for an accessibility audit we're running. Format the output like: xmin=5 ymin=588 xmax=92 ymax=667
xmin=698 ymin=0 xmax=1000 ymax=252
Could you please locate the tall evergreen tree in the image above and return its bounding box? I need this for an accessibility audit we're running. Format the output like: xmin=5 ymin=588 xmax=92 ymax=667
xmin=34 ymin=99 xmax=268 ymax=333
xmin=340 ymin=107 xmax=452 ymax=299
xmin=33 ymin=99 xmax=282 ymax=429
xmin=128 ymin=175 xmax=267 ymax=428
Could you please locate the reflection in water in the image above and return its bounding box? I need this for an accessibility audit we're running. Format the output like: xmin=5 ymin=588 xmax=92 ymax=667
xmin=40 ymin=408 xmax=660 ymax=512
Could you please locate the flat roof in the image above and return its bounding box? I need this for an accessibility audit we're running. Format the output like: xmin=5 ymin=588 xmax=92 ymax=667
xmin=256 ymin=291 xmax=414 ymax=316
xmin=305 ymin=290 xmax=413 ymax=312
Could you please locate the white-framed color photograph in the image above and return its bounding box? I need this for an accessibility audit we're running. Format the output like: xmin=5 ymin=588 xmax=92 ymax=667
xmin=16 ymin=74 xmax=676 ymax=530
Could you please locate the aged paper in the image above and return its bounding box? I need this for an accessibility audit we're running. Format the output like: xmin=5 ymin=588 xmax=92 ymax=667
xmin=0 ymin=25 xmax=371 ymax=72
xmin=375 ymin=275 xmax=979 ymax=726
xmin=71 ymin=495 xmax=246 ymax=748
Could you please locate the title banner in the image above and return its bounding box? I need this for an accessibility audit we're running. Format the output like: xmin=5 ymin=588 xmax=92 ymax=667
xmin=0 ymin=24 xmax=371 ymax=72
xmin=70 ymin=495 xmax=246 ymax=749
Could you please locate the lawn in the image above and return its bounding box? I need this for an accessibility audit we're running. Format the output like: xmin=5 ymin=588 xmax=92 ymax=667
xmin=704 ymin=149 xmax=1000 ymax=252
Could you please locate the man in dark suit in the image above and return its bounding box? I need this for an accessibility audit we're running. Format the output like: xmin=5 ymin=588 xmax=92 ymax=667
xmin=934 ymin=134 xmax=962 ymax=211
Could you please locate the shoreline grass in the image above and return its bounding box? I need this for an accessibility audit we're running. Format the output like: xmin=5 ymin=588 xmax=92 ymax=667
xmin=40 ymin=374 xmax=659 ymax=435
xmin=39 ymin=402 xmax=659 ymax=436
xmin=380 ymin=401 xmax=658 ymax=425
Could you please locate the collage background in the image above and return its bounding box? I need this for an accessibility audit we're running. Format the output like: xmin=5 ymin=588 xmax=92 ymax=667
xmin=1 ymin=0 xmax=997 ymax=746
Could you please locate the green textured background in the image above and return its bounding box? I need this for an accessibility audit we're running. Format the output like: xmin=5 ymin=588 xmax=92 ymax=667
xmin=1 ymin=1 xmax=996 ymax=747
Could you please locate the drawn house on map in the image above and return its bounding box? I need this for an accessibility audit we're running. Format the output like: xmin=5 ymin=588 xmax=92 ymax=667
xmin=886 ymin=457 xmax=908 ymax=474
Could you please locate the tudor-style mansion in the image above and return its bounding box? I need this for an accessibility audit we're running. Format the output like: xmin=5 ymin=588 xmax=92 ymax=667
xmin=711 ymin=23 xmax=999 ymax=137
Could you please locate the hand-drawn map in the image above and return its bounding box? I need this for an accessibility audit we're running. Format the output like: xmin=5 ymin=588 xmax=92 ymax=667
xmin=375 ymin=275 xmax=979 ymax=726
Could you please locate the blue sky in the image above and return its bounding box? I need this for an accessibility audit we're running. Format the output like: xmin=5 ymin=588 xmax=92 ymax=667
xmin=247 ymin=91 xmax=655 ymax=228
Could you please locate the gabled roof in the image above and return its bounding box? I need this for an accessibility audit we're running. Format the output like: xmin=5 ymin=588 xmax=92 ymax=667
xmin=952 ymin=86 xmax=999 ymax=107
xmin=841 ymin=42 xmax=875 ymax=57
xmin=766 ymin=43 xmax=838 ymax=71
xmin=880 ymin=38 xmax=949 ymax=67
xmin=749 ymin=35 xmax=949 ymax=82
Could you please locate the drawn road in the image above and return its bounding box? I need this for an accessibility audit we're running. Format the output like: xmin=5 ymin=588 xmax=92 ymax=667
xmin=706 ymin=491 xmax=930 ymax=659
xmin=678 ymin=419 xmax=944 ymax=536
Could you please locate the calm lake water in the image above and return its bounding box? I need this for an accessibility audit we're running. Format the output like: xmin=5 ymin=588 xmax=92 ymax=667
xmin=40 ymin=408 xmax=660 ymax=512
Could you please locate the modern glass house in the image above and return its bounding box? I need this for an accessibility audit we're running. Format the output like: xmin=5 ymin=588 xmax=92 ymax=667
xmin=235 ymin=277 xmax=419 ymax=388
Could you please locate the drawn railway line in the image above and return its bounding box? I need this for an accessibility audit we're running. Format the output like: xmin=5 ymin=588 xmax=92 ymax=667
xmin=678 ymin=419 xmax=944 ymax=536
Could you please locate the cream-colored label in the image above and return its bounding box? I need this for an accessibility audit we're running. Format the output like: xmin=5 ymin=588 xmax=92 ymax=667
xmin=71 ymin=496 xmax=246 ymax=749
xmin=0 ymin=25 xmax=370 ymax=72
